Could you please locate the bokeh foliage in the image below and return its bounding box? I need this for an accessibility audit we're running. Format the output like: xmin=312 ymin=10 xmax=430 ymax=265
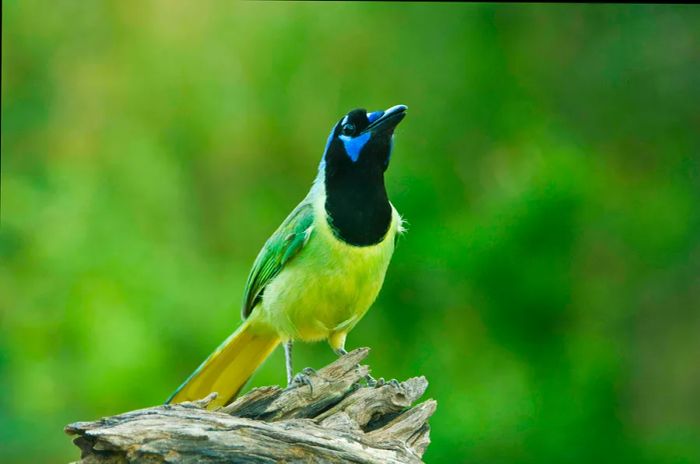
xmin=2 ymin=2 xmax=700 ymax=462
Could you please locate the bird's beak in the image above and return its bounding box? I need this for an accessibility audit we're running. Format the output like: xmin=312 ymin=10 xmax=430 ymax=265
xmin=364 ymin=104 xmax=407 ymax=135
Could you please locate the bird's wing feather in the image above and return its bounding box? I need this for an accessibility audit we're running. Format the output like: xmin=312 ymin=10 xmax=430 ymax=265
xmin=241 ymin=201 xmax=315 ymax=319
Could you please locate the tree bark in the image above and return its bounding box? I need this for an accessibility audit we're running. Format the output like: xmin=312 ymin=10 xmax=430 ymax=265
xmin=65 ymin=348 xmax=436 ymax=463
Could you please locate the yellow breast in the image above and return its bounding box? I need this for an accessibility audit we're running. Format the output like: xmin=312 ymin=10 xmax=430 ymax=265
xmin=256 ymin=183 xmax=402 ymax=343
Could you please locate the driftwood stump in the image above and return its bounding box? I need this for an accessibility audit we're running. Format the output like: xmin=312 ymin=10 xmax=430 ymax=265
xmin=65 ymin=348 xmax=436 ymax=463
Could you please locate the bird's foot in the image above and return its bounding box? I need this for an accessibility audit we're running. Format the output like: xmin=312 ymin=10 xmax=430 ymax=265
xmin=290 ymin=367 xmax=316 ymax=395
xmin=335 ymin=348 xmax=348 ymax=357
xmin=333 ymin=347 xmax=398 ymax=389
xmin=365 ymin=372 xmax=379 ymax=387
xmin=365 ymin=374 xmax=400 ymax=388
xmin=386 ymin=378 xmax=401 ymax=388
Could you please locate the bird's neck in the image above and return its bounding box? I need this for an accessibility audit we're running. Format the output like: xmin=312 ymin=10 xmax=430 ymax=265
xmin=323 ymin=165 xmax=392 ymax=247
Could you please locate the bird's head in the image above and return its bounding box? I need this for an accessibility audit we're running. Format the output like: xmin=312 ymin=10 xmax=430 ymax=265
xmin=322 ymin=104 xmax=407 ymax=176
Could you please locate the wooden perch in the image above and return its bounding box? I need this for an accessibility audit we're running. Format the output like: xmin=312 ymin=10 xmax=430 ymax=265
xmin=65 ymin=348 xmax=437 ymax=463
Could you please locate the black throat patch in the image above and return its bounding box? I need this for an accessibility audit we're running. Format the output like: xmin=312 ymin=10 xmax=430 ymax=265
xmin=324 ymin=137 xmax=392 ymax=247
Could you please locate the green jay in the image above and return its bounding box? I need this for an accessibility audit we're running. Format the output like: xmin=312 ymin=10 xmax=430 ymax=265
xmin=168 ymin=104 xmax=407 ymax=408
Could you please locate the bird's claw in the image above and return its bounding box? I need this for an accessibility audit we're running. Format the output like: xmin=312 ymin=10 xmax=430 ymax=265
xmin=290 ymin=368 xmax=316 ymax=395
xmin=365 ymin=373 xmax=379 ymax=387
xmin=387 ymin=378 xmax=401 ymax=388
xmin=365 ymin=374 xmax=400 ymax=389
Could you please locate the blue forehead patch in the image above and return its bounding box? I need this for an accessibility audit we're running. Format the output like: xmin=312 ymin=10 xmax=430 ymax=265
xmin=367 ymin=111 xmax=384 ymax=123
xmin=339 ymin=132 xmax=371 ymax=162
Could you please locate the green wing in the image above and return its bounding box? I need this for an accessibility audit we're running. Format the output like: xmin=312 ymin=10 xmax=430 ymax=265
xmin=241 ymin=201 xmax=315 ymax=319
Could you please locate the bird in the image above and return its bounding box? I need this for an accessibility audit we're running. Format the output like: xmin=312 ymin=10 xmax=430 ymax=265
xmin=167 ymin=104 xmax=408 ymax=409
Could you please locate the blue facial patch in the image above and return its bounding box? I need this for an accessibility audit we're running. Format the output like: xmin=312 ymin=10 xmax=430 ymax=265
xmin=339 ymin=132 xmax=371 ymax=162
xmin=367 ymin=111 xmax=384 ymax=123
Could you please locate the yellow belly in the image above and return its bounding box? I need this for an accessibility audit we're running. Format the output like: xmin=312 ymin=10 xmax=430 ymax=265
xmin=255 ymin=197 xmax=401 ymax=347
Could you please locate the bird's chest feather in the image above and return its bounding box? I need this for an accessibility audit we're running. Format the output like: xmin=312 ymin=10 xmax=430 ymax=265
xmin=259 ymin=195 xmax=399 ymax=340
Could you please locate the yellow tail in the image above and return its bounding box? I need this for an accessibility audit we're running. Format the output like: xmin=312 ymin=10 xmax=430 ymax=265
xmin=167 ymin=318 xmax=280 ymax=409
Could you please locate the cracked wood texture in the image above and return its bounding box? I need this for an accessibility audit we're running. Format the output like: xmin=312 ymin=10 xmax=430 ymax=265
xmin=65 ymin=348 xmax=437 ymax=463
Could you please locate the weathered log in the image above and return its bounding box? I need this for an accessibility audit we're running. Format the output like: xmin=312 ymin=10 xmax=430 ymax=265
xmin=65 ymin=348 xmax=436 ymax=463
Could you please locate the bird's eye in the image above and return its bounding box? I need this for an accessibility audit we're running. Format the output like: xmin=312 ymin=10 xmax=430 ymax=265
xmin=341 ymin=123 xmax=355 ymax=136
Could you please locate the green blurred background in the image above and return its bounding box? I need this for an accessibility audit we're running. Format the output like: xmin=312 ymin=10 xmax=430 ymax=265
xmin=2 ymin=2 xmax=700 ymax=462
